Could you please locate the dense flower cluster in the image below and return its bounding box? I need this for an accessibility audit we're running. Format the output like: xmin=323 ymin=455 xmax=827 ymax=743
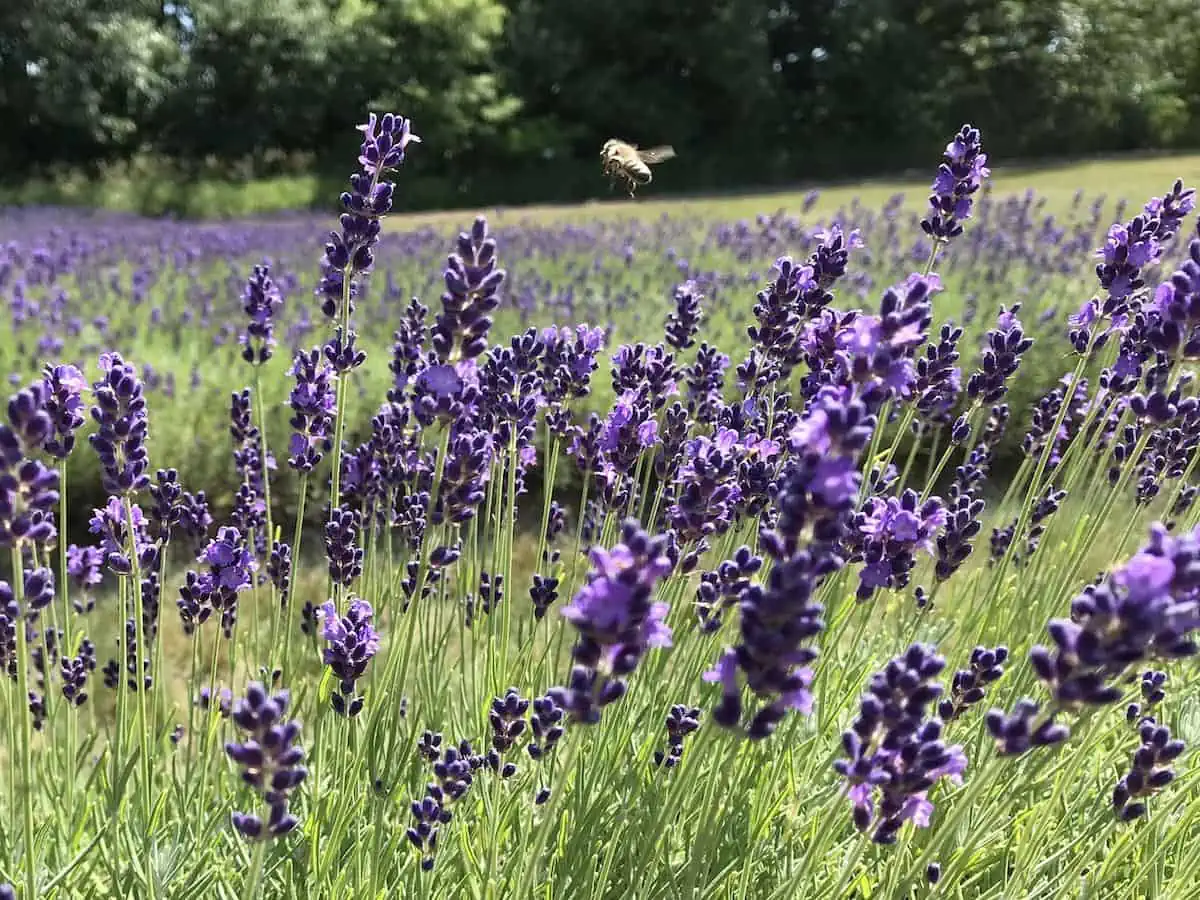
xmin=920 ymin=124 xmax=990 ymax=242
xmin=835 ymin=644 xmax=967 ymax=844
xmin=5 ymin=111 xmax=1200 ymax=895
xmin=225 ymin=683 xmax=307 ymax=840
xmin=89 ymin=352 xmax=150 ymax=495
xmin=318 ymin=598 xmax=380 ymax=717
xmin=551 ymin=519 xmax=674 ymax=725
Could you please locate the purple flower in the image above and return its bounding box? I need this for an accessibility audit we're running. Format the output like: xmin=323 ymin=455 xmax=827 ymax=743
xmin=541 ymin=323 xmax=606 ymax=406
xmin=318 ymin=597 xmax=380 ymax=717
xmin=324 ymin=505 xmax=364 ymax=588
xmin=1029 ymin=523 xmax=1199 ymax=712
xmin=0 ymin=391 xmax=59 ymax=549
xmin=61 ymin=639 xmax=96 ymax=707
xmin=389 ymin=297 xmax=429 ymax=399
xmin=1112 ymin=717 xmax=1185 ymax=821
xmin=610 ymin=342 xmax=679 ymax=408
xmin=966 ymin=305 xmax=1034 ymax=405
xmin=486 ymin=688 xmax=529 ymax=778
xmin=225 ymin=682 xmax=308 ymax=841
xmin=41 ymin=363 xmax=87 ymax=459
xmin=684 ymin=342 xmax=730 ymax=424
xmin=552 ymin=519 xmax=675 ymax=725
xmin=835 ymin=644 xmax=967 ymax=844
xmin=938 ymin=646 xmax=1008 ymax=721
xmin=89 ymin=352 xmax=150 ymax=495
xmin=87 ymin=496 xmax=157 ymax=576
xmin=746 ymin=256 xmax=816 ymax=379
xmin=668 ymin=427 xmax=743 ymax=543
xmin=433 ymin=427 xmax=493 ymax=525
xmin=653 ymin=704 xmax=702 ymax=769
xmin=286 ymin=348 xmax=336 ymax=472
xmin=412 ymin=361 xmax=480 ymax=427
xmin=240 ymin=262 xmax=282 ymax=365
xmin=921 ymin=124 xmax=990 ymax=242
xmin=934 ymin=463 xmax=986 ymax=584
xmin=664 ymin=280 xmax=704 ymax=350
xmin=67 ymin=543 xmax=104 ymax=613
xmin=177 ymin=526 xmax=255 ymax=637
xmin=849 ymin=490 xmax=947 ymax=601
xmin=315 ymin=113 xmax=419 ymax=319
xmin=431 ymin=216 xmax=505 ymax=361
xmin=695 ymin=545 xmax=762 ymax=633
xmin=990 ymin=521 xmax=1200 ymax=757
xmin=709 ymin=387 xmax=871 ymax=739
xmin=268 ymin=541 xmax=292 ymax=601
xmin=913 ymin=324 xmax=962 ymax=427
xmin=204 ymin=527 xmax=257 ymax=592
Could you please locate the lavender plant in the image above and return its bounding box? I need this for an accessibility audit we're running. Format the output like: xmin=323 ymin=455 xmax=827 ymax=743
xmin=1 ymin=118 xmax=1199 ymax=900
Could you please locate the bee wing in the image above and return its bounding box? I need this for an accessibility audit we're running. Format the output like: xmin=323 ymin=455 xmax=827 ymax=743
xmin=637 ymin=146 xmax=676 ymax=165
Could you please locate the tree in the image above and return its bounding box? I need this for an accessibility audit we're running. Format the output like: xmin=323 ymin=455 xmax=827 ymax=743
xmin=0 ymin=0 xmax=179 ymax=170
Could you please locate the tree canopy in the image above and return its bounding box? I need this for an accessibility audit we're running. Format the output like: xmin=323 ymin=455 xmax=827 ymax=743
xmin=2 ymin=0 xmax=1198 ymax=210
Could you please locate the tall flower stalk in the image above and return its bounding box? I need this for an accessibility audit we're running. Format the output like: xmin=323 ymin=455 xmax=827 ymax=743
xmin=315 ymin=113 xmax=419 ymax=515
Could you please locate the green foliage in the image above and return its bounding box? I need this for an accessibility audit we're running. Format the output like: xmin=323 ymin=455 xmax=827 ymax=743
xmin=3 ymin=0 xmax=1200 ymax=212
xmin=156 ymin=0 xmax=342 ymax=166
xmin=0 ymin=0 xmax=180 ymax=169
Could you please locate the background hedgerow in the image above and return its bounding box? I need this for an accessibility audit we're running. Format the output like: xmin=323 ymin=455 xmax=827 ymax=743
xmin=0 ymin=115 xmax=1198 ymax=900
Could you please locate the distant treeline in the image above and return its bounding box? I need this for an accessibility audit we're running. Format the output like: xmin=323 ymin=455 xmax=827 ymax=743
xmin=4 ymin=0 xmax=1200 ymax=214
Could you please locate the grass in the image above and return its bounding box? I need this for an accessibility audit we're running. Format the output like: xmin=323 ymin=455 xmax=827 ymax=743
xmin=1 ymin=143 xmax=1200 ymax=898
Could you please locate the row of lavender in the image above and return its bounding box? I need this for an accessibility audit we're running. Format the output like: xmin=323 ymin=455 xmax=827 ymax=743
xmin=0 ymin=117 xmax=1198 ymax=896
xmin=0 ymin=143 xmax=1151 ymax=527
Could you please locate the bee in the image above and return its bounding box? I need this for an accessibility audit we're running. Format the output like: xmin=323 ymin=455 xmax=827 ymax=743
xmin=600 ymin=139 xmax=676 ymax=197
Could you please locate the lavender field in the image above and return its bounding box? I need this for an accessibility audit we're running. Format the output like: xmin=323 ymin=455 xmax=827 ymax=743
xmin=0 ymin=116 xmax=1198 ymax=899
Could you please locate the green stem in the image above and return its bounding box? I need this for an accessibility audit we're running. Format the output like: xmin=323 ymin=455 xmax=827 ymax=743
xmin=534 ymin=431 xmax=561 ymax=575
xmin=282 ymin=473 xmax=309 ymax=685
xmin=252 ymin=368 xmax=279 ymax=668
xmin=57 ymin=459 xmax=76 ymax=817
xmin=123 ymin=497 xmax=156 ymax=834
xmin=329 ymin=256 xmax=357 ymax=515
xmin=13 ymin=546 xmax=38 ymax=900
xmin=499 ymin=432 xmax=519 ymax=687
xmin=243 ymin=839 xmax=268 ymax=900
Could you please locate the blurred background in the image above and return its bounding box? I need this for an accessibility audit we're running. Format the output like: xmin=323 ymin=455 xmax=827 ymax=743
xmin=2 ymin=0 xmax=1199 ymax=218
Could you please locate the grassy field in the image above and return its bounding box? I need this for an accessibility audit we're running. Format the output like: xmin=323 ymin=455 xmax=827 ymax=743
xmin=1 ymin=140 xmax=1200 ymax=898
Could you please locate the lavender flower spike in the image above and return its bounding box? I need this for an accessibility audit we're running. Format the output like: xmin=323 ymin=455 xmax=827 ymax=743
xmin=318 ymin=597 xmax=380 ymax=717
xmin=550 ymin=519 xmax=675 ymax=725
xmin=225 ymin=682 xmax=308 ymax=840
xmin=921 ymin=124 xmax=990 ymax=242
xmin=89 ymin=352 xmax=150 ymax=495
xmin=240 ymin=262 xmax=282 ymax=366
xmin=1029 ymin=522 xmax=1199 ymax=712
xmin=315 ymin=113 xmax=419 ymax=319
xmin=835 ymin=644 xmax=967 ymax=844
